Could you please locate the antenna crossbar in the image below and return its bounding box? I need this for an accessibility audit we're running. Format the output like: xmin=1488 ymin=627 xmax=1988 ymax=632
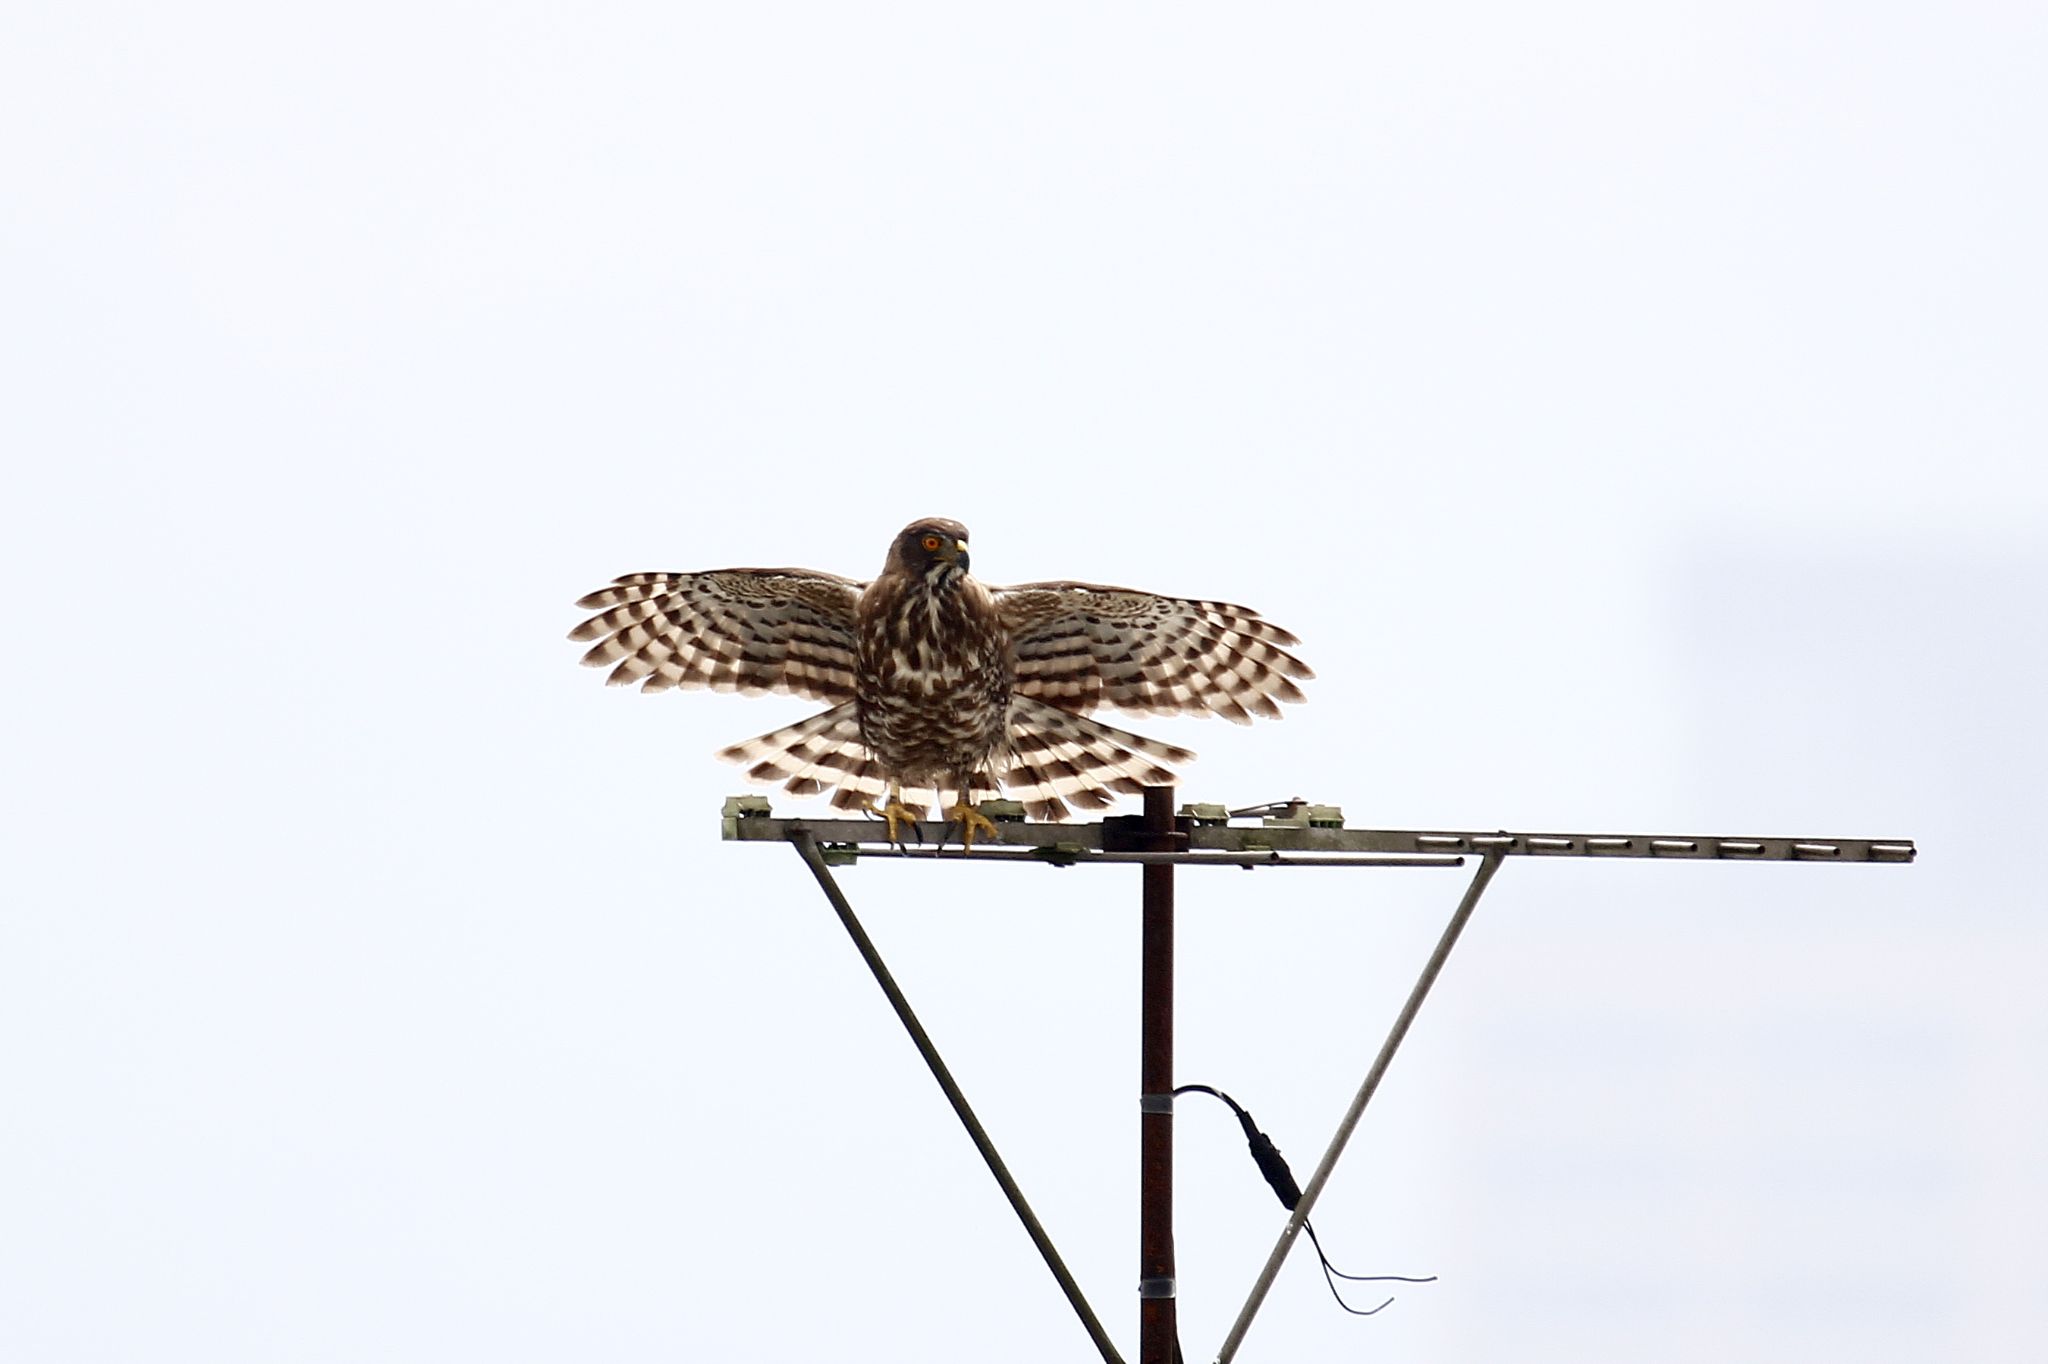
xmin=721 ymin=797 xmax=1916 ymax=865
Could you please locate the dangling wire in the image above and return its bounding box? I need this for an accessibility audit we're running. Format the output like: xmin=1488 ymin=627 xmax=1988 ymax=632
xmin=1174 ymin=1084 xmax=1437 ymax=1318
xmin=1302 ymin=1219 xmax=1436 ymax=1315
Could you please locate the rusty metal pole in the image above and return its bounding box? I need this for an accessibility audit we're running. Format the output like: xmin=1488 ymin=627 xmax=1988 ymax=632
xmin=1138 ymin=785 xmax=1181 ymax=1364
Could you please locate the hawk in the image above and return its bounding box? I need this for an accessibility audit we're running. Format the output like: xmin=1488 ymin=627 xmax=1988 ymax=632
xmin=568 ymin=517 xmax=1312 ymax=846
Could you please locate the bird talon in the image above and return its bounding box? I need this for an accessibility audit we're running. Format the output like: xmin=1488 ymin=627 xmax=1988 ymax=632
xmin=947 ymin=802 xmax=1000 ymax=852
xmin=870 ymin=797 xmax=925 ymax=849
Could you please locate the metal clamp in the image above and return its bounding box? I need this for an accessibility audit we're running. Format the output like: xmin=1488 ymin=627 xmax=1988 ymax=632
xmin=1138 ymin=1277 xmax=1177 ymax=1299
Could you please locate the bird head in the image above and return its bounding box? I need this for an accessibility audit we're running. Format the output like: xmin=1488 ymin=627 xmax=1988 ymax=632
xmin=889 ymin=518 xmax=972 ymax=579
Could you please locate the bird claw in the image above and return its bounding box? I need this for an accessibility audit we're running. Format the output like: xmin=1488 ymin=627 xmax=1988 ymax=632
xmin=875 ymin=800 xmax=925 ymax=850
xmin=943 ymin=802 xmax=1000 ymax=853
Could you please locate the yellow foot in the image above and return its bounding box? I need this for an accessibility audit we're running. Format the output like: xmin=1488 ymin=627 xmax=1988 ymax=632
xmin=874 ymin=799 xmax=924 ymax=848
xmin=946 ymin=802 xmax=1000 ymax=852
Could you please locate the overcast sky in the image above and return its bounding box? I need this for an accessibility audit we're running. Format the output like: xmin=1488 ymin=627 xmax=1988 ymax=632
xmin=5 ymin=3 xmax=2044 ymax=1361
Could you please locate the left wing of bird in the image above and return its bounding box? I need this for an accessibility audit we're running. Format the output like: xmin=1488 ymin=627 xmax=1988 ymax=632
xmin=995 ymin=581 xmax=1312 ymax=723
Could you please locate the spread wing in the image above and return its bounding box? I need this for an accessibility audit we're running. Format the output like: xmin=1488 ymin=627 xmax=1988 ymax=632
xmin=568 ymin=568 xmax=864 ymax=700
xmin=995 ymin=581 xmax=1313 ymax=723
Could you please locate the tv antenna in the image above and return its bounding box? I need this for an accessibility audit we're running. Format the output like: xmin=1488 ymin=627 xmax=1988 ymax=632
xmin=719 ymin=790 xmax=1915 ymax=1364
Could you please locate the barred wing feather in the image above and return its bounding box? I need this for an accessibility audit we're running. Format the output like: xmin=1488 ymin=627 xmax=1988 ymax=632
xmin=996 ymin=582 xmax=1312 ymax=724
xmin=568 ymin=568 xmax=863 ymax=701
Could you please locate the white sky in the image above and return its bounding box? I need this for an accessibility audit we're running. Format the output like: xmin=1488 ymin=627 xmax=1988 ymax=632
xmin=4 ymin=3 xmax=2044 ymax=1360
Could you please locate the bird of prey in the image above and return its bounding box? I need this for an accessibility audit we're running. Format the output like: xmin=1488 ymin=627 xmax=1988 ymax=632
xmin=568 ymin=517 xmax=1311 ymax=847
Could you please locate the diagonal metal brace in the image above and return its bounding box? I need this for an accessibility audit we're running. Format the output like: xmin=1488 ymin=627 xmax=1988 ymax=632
xmin=1213 ymin=850 xmax=1506 ymax=1364
xmin=789 ymin=832 xmax=1127 ymax=1364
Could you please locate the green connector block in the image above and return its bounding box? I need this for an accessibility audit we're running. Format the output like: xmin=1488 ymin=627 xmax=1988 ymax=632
xmin=721 ymin=795 xmax=774 ymax=839
xmin=1259 ymin=800 xmax=1344 ymax=830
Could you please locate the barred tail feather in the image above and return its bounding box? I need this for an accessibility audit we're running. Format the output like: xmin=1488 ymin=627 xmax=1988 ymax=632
xmin=715 ymin=704 xmax=894 ymax=809
xmin=1000 ymin=696 xmax=1196 ymax=822
xmin=716 ymin=697 xmax=1194 ymax=823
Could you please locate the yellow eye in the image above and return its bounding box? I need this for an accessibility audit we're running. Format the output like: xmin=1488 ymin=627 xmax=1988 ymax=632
xmin=921 ymin=535 xmax=942 ymax=552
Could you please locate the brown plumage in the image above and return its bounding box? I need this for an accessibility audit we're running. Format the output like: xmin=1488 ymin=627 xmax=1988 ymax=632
xmin=568 ymin=517 xmax=1313 ymax=822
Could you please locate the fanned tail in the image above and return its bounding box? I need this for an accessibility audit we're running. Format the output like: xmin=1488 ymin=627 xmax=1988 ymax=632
xmin=999 ymin=696 xmax=1196 ymax=822
xmin=718 ymin=697 xmax=1194 ymax=822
